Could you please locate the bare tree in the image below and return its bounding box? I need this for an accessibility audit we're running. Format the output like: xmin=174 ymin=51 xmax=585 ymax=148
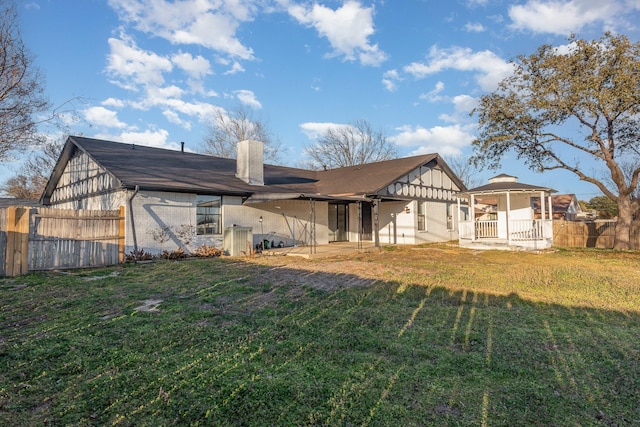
xmin=471 ymin=33 xmax=640 ymax=250
xmin=0 ymin=2 xmax=50 ymax=161
xmin=202 ymin=105 xmax=282 ymax=162
xmin=444 ymin=155 xmax=479 ymax=189
xmin=303 ymin=119 xmax=397 ymax=169
xmin=0 ymin=138 xmax=63 ymax=198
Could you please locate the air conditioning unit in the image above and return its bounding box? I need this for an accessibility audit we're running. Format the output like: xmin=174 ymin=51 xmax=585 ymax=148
xmin=223 ymin=226 xmax=253 ymax=256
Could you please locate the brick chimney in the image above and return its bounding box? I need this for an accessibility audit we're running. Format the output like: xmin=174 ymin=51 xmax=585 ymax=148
xmin=236 ymin=140 xmax=264 ymax=186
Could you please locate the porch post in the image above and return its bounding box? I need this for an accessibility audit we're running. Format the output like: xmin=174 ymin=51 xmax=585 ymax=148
xmin=540 ymin=191 xmax=546 ymax=239
xmin=373 ymin=199 xmax=380 ymax=248
xmin=506 ymin=192 xmax=511 ymax=245
xmin=470 ymin=194 xmax=476 ymax=242
xmin=548 ymin=195 xmax=553 ymax=221
xmin=309 ymin=198 xmax=316 ymax=255
xmin=357 ymin=201 xmax=362 ymax=249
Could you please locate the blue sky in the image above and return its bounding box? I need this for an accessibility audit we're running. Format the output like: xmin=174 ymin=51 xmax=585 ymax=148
xmin=9 ymin=0 xmax=640 ymax=198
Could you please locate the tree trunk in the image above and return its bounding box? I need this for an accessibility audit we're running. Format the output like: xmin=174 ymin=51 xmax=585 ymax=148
xmin=613 ymin=197 xmax=633 ymax=250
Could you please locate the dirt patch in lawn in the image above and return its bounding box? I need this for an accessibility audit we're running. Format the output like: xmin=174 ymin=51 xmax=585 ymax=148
xmin=249 ymin=248 xmax=446 ymax=292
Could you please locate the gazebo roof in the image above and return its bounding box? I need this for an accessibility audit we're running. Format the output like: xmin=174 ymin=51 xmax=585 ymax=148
xmin=461 ymin=174 xmax=556 ymax=195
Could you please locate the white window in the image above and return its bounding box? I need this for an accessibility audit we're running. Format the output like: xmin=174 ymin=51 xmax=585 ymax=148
xmin=446 ymin=202 xmax=455 ymax=231
xmin=196 ymin=195 xmax=221 ymax=235
xmin=417 ymin=201 xmax=426 ymax=231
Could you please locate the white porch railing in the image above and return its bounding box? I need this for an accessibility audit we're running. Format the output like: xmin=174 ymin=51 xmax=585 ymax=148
xmin=459 ymin=219 xmax=553 ymax=242
xmin=510 ymin=219 xmax=544 ymax=241
xmin=476 ymin=220 xmax=498 ymax=238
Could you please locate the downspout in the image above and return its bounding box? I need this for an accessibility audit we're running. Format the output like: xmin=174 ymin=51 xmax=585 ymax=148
xmin=128 ymin=185 xmax=140 ymax=261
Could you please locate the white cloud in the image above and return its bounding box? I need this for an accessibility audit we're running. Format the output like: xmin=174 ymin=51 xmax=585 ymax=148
xmin=106 ymin=34 xmax=173 ymax=90
xmin=508 ymin=0 xmax=630 ymax=35
xmin=224 ymin=61 xmax=246 ymax=75
xmin=235 ymin=90 xmax=262 ymax=109
xmin=299 ymin=122 xmax=342 ymax=140
xmin=404 ymin=46 xmax=513 ymax=91
xmin=84 ymin=106 xmax=127 ymax=129
xmin=171 ymin=52 xmax=212 ymax=79
xmin=108 ymin=0 xmax=256 ymax=60
xmin=163 ymin=110 xmax=192 ymax=130
xmin=288 ymin=1 xmax=387 ymax=66
xmin=144 ymin=85 xmax=186 ymax=104
xmin=102 ymin=98 xmax=126 ymax=108
xmin=419 ymin=81 xmax=446 ymax=102
xmin=464 ymin=22 xmax=485 ymax=32
xmin=96 ymin=129 xmax=175 ymax=150
xmin=439 ymin=94 xmax=478 ymax=123
xmin=382 ymin=69 xmax=400 ymax=91
xmin=452 ymin=94 xmax=477 ymax=112
xmin=390 ymin=124 xmax=475 ymax=157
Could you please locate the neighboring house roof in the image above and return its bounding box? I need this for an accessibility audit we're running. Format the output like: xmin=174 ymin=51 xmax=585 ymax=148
xmin=0 ymin=198 xmax=40 ymax=208
xmin=41 ymin=136 xmax=465 ymax=203
xmin=532 ymin=194 xmax=580 ymax=214
xmin=532 ymin=193 xmax=595 ymax=220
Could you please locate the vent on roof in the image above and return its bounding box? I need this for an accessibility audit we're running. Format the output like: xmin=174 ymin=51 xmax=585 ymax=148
xmin=236 ymin=140 xmax=264 ymax=186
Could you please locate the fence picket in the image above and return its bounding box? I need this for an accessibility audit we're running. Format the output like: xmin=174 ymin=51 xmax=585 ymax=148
xmin=0 ymin=206 xmax=124 ymax=276
xmin=553 ymin=220 xmax=639 ymax=249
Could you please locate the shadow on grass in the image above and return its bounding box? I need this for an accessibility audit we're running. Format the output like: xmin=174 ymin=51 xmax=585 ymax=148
xmin=1 ymin=257 xmax=639 ymax=426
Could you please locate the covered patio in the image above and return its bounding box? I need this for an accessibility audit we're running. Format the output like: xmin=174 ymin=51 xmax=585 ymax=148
xmin=457 ymin=174 xmax=556 ymax=251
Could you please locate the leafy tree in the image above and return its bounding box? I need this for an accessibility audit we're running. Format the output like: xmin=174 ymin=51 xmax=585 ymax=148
xmin=0 ymin=2 xmax=50 ymax=161
xmin=586 ymin=195 xmax=618 ymax=219
xmin=203 ymin=105 xmax=282 ymax=162
xmin=0 ymin=138 xmax=63 ymax=199
xmin=471 ymin=33 xmax=640 ymax=250
xmin=303 ymin=119 xmax=397 ymax=170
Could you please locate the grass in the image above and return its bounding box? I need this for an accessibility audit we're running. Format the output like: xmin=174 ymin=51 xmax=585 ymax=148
xmin=1 ymin=245 xmax=639 ymax=426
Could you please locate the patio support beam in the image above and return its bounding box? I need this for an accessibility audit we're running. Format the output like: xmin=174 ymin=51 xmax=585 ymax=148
xmin=470 ymin=194 xmax=476 ymax=242
xmin=506 ymin=192 xmax=511 ymax=245
xmin=540 ymin=190 xmax=546 ymax=239
xmin=373 ymin=199 xmax=380 ymax=248
xmin=357 ymin=201 xmax=362 ymax=249
xmin=308 ymin=198 xmax=316 ymax=255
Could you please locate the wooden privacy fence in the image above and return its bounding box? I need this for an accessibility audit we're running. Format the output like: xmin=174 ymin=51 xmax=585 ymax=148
xmin=553 ymin=220 xmax=640 ymax=249
xmin=1 ymin=206 xmax=125 ymax=276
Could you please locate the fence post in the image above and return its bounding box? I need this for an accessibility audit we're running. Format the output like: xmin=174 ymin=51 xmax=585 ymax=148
xmin=6 ymin=207 xmax=30 ymax=276
xmin=5 ymin=207 xmax=15 ymax=276
xmin=119 ymin=206 xmax=125 ymax=263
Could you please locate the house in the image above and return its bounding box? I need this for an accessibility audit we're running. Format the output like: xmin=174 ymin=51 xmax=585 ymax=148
xmin=40 ymin=136 xmax=467 ymax=255
xmin=532 ymin=194 xmax=594 ymax=220
xmin=457 ymin=174 xmax=556 ymax=251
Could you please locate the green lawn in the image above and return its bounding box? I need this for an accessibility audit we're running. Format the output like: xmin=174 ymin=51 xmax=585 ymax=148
xmin=1 ymin=245 xmax=639 ymax=426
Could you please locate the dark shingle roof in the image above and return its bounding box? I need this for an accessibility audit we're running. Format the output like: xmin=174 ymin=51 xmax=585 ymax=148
xmin=315 ymin=155 xmax=441 ymax=195
xmin=463 ymin=180 xmax=556 ymax=194
xmin=42 ymin=136 xmax=464 ymax=202
xmin=62 ymin=136 xmax=319 ymax=195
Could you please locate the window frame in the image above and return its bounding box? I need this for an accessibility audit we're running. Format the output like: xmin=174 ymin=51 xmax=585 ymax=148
xmin=417 ymin=201 xmax=426 ymax=232
xmin=446 ymin=202 xmax=455 ymax=231
xmin=196 ymin=195 xmax=222 ymax=235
